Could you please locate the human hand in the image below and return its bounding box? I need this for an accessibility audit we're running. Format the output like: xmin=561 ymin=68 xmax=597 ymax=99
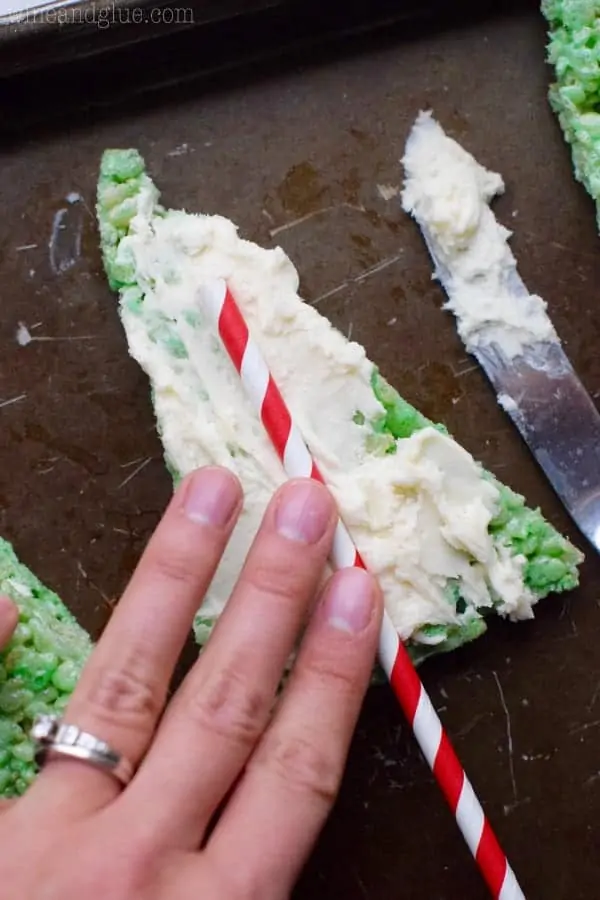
xmin=0 ymin=467 xmax=382 ymax=899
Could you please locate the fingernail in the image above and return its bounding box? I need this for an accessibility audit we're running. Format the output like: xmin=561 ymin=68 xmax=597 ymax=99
xmin=275 ymin=481 xmax=332 ymax=544
xmin=0 ymin=595 xmax=18 ymax=645
xmin=0 ymin=595 xmax=15 ymax=614
xmin=184 ymin=468 xmax=240 ymax=526
xmin=0 ymin=595 xmax=17 ymax=623
xmin=322 ymin=568 xmax=374 ymax=635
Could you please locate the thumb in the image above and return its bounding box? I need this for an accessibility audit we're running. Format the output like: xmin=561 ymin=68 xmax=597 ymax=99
xmin=0 ymin=597 xmax=19 ymax=814
xmin=0 ymin=596 xmax=18 ymax=650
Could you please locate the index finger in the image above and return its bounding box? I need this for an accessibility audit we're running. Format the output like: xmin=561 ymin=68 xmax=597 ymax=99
xmin=23 ymin=466 xmax=242 ymax=818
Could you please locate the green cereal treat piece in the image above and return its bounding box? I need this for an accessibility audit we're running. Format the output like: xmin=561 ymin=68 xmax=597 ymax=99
xmin=0 ymin=538 xmax=92 ymax=797
xmin=543 ymin=1 xmax=600 ymax=229
xmin=96 ymin=149 xmax=584 ymax=671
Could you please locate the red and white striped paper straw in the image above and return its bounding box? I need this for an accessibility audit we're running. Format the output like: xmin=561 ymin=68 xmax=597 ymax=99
xmin=198 ymin=278 xmax=525 ymax=900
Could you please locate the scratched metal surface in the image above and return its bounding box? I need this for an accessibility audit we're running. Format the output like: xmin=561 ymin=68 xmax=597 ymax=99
xmin=1 ymin=6 xmax=600 ymax=899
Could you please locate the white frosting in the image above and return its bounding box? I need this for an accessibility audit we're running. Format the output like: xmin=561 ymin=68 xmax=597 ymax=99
xmin=402 ymin=111 xmax=558 ymax=358
xmin=114 ymin=191 xmax=536 ymax=642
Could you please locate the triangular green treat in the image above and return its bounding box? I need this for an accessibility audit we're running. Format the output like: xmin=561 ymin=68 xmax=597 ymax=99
xmin=542 ymin=0 xmax=600 ymax=228
xmin=96 ymin=149 xmax=583 ymax=669
xmin=0 ymin=538 xmax=92 ymax=797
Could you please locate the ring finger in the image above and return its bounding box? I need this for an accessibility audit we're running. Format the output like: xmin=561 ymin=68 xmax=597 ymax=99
xmin=205 ymin=566 xmax=381 ymax=897
xmin=24 ymin=466 xmax=243 ymax=818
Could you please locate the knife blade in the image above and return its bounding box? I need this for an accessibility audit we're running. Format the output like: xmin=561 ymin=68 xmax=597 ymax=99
xmin=416 ymin=222 xmax=600 ymax=555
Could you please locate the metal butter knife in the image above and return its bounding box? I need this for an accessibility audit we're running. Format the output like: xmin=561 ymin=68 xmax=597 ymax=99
xmin=414 ymin=224 xmax=600 ymax=555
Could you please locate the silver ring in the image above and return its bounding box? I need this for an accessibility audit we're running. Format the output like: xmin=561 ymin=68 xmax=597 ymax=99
xmin=30 ymin=715 xmax=134 ymax=787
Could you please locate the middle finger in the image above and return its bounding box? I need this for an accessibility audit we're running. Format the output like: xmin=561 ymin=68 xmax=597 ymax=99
xmin=118 ymin=478 xmax=336 ymax=849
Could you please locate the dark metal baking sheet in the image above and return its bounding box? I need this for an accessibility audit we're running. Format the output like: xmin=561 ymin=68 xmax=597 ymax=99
xmin=0 ymin=0 xmax=515 ymax=127
xmin=0 ymin=0 xmax=284 ymax=76
xmin=2 ymin=3 xmax=600 ymax=898
xmin=0 ymin=0 xmax=456 ymax=79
